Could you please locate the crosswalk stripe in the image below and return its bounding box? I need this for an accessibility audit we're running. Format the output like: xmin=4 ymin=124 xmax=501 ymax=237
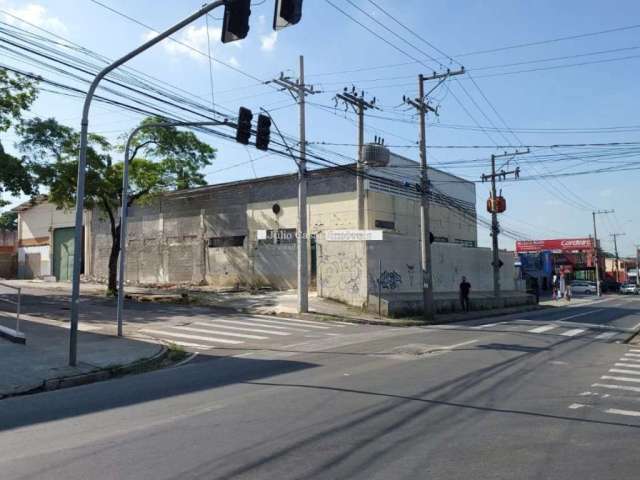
xmin=615 ymin=363 xmax=640 ymax=369
xmin=624 ymin=353 xmax=640 ymax=358
xmin=169 ymin=326 xmax=268 ymax=340
xmin=561 ymin=328 xmax=585 ymax=337
xmin=141 ymin=329 xmax=244 ymax=345
xmin=620 ymin=358 xmax=640 ymax=365
xmin=601 ymin=375 xmax=640 ymax=384
xmin=605 ymin=408 xmax=640 ymax=417
xmin=528 ymin=324 xmax=557 ymax=334
xmin=254 ymin=315 xmax=343 ymax=327
xmin=595 ymin=331 xmax=617 ymax=340
xmin=192 ymin=322 xmax=291 ymax=336
xmin=630 ymin=349 xmax=640 ymax=353
xmin=610 ymin=368 xmax=640 ymax=376
xmin=215 ymin=319 xmax=309 ymax=332
xmin=592 ymin=383 xmax=640 ymax=393
xmin=242 ymin=317 xmax=329 ymax=330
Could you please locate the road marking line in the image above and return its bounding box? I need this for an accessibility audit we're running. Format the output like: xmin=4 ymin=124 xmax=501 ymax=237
xmin=438 ymin=339 xmax=478 ymax=350
xmin=528 ymin=324 xmax=557 ymax=334
xmin=170 ymin=326 xmax=268 ymax=340
xmin=601 ymin=375 xmax=640 ymax=384
xmin=624 ymin=353 xmax=640 ymax=358
xmin=615 ymin=363 xmax=640 ymax=369
xmin=252 ymin=316 xmax=331 ymax=329
xmin=193 ymin=322 xmax=291 ymax=336
xmin=214 ymin=319 xmax=309 ymax=332
xmin=167 ymin=341 xmax=213 ymax=350
xmin=140 ymin=329 xmax=244 ymax=345
xmin=605 ymin=408 xmax=640 ymax=417
xmin=555 ymin=309 xmax=600 ymax=322
xmin=568 ymin=403 xmax=585 ymax=409
xmin=610 ymin=369 xmax=640 ymax=375
xmin=472 ymin=322 xmax=502 ymax=329
xmin=592 ymin=383 xmax=640 ymax=393
xmin=629 ymin=349 xmax=640 ymax=353
xmin=561 ymin=328 xmax=586 ymax=337
xmin=595 ymin=331 xmax=617 ymax=340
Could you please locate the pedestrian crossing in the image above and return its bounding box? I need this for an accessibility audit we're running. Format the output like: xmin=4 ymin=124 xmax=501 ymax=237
xmin=140 ymin=315 xmax=347 ymax=352
xmin=570 ymin=348 xmax=640 ymax=420
xmin=470 ymin=320 xmax=627 ymax=343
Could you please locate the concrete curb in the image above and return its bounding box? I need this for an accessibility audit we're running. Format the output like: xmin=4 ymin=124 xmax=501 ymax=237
xmin=249 ymin=304 xmax=548 ymax=327
xmin=0 ymin=325 xmax=26 ymax=344
xmin=0 ymin=345 xmax=169 ymax=401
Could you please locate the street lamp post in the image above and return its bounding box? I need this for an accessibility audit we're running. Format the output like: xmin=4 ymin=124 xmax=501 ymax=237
xmin=116 ymin=120 xmax=228 ymax=336
xmin=68 ymin=1 xmax=226 ymax=366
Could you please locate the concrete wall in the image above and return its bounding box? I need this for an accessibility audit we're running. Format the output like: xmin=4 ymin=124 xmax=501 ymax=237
xmin=317 ymin=233 xmax=517 ymax=308
xmin=317 ymin=240 xmax=368 ymax=307
xmin=90 ymin=169 xmax=356 ymax=288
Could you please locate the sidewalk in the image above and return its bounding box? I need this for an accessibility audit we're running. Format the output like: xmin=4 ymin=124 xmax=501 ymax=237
xmin=190 ymin=289 xmax=546 ymax=326
xmin=0 ymin=311 xmax=166 ymax=399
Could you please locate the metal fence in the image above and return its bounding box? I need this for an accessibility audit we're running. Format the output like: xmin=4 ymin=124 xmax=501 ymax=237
xmin=0 ymin=282 xmax=22 ymax=335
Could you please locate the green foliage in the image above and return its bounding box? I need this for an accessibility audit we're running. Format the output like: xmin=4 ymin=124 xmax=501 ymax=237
xmin=0 ymin=68 xmax=38 ymax=198
xmin=0 ymin=211 xmax=18 ymax=231
xmin=19 ymin=114 xmax=216 ymax=294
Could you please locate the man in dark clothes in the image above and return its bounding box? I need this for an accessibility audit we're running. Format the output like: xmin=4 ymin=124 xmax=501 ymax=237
xmin=460 ymin=276 xmax=471 ymax=312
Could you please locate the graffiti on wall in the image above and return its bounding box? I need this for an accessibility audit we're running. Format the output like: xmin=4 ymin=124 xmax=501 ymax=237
xmin=377 ymin=270 xmax=403 ymax=290
xmin=321 ymin=253 xmax=364 ymax=295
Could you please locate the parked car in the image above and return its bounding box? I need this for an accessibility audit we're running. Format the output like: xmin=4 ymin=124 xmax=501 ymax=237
xmin=570 ymin=280 xmax=597 ymax=295
xmin=620 ymin=283 xmax=639 ymax=295
xmin=601 ymin=279 xmax=620 ymax=293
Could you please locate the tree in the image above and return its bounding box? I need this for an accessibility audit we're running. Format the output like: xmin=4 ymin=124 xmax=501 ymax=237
xmin=0 ymin=68 xmax=38 ymax=201
xmin=19 ymin=116 xmax=216 ymax=295
xmin=0 ymin=211 xmax=17 ymax=231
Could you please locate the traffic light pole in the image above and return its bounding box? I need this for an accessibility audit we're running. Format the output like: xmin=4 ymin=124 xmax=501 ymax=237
xmin=68 ymin=0 xmax=226 ymax=366
xmin=117 ymin=120 xmax=229 ymax=337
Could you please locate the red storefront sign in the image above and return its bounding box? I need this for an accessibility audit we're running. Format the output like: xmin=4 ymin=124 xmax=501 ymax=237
xmin=515 ymin=238 xmax=594 ymax=253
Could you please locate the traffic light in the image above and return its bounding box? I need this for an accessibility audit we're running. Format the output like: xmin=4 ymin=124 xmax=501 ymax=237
xmin=255 ymin=114 xmax=271 ymax=151
xmin=236 ymin=106 xmax=253 ymax=145
xmin=221 ymin=0 xmax=251 ymax=44
xmin=273 ymin=0 xmax=303 ymax=30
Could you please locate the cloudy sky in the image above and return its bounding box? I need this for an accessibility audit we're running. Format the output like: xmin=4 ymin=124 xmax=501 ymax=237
xmin=1 ymin=0 xmax=639 ymax=256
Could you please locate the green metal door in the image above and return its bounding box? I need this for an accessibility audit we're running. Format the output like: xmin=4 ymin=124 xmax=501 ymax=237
xmin=53 ymin=227 xmax=75 ymax=281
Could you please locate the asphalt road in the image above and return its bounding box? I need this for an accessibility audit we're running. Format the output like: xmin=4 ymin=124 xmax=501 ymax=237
xmin=1 ymin=295 xmax=639 ymax=479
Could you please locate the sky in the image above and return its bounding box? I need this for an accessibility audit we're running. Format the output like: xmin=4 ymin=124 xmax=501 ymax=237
xmin=0 ymin=0 xmax=638 ymax=256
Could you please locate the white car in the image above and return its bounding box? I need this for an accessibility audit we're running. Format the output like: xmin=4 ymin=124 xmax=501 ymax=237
xmin=570 ymin=281 xmax=596 ymax=295
xmin=620 ymin=283 xmax=639 ymax=295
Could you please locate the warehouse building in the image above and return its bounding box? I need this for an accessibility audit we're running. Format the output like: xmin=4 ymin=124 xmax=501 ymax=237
xmin=14 ymin=144 xmax=518 ymax=311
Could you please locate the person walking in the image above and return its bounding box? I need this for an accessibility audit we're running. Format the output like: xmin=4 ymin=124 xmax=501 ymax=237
xmin=459 ymin=276 xmax=471 ymax=312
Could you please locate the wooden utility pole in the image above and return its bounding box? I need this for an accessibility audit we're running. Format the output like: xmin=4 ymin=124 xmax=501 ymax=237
xmin=610 ymin=232 xmax=626 ymax=283
xmin=403 ymin=68 xmax=464 ymax=320
xmin=335 ymin=87 xmax=377 ymax=230
xmin=270 ymin=56 xmax=318 ymax=313
xmin=591 ymin=209 xmax=613 ymax=296
xmin=481 ymin=149 xmax=529 ymax=298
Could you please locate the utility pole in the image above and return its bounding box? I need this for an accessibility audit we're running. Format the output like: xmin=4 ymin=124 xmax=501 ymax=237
xmin=592 ymin=209 xmax=613 ymax=296
xmin=403 ymin=68 xmax=464 ymax=319
xmin=271 ymin=56 xmax=318 ymax=313
xmin=610 ymin=232 xmax=626 ymax=283
xmin=481 ymin=149 xmax=529 ymax=299
xmin=335 ymin=87 xmax=378 ymax=230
